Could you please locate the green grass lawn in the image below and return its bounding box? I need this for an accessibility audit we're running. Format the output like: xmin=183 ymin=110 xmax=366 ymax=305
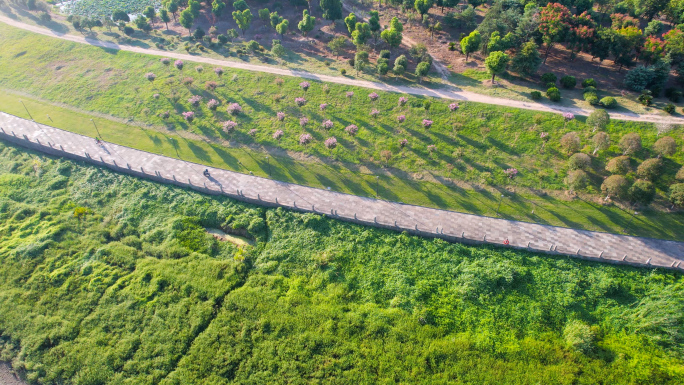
xmin=1 ymin=23 xmax=683 ymax=240
xmin=1 ymin=144 xmax=683 ymax=384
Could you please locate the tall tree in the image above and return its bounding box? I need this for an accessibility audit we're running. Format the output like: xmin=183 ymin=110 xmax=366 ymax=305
xmin=538 ymin=3 xmax=572 ymax=63
xmin=344 ymin=13 xmax=357 ymax=35
xmin=270 ymin=11 xmax=283 ymax=29
xmin=328 ymin=36 xmax=347 ymax=58
xmin=460 ymin=30 xmax=481 ymax=61
xmin=510 ymin=41 xmax=541 ymax=76
xmin=381 ymin=27 xmax=402 ymax=51
xmin=233 ymin=9 xmax=253 ymax=35
xmin=143 ymin=6 xmax=156 ymax=25
xmin=276 ymin=19 xmax=289 ymax=38
xmin=211 ymin=0 xmax=226 ymax=25
xmin=188 ymin=0 xmax=201 ymax=18
xmin=368 ymin=10 xmax=381 ymax=43
xmin=414 ymin=0 xmax=433 ymax=16
xmin=165 ymin=0 xmax=178 ymax=21
xmin=298 ymin=10 xmax=315 ymax=36
xmin=485 ymin=51 xmax=509 ymax=83
xmin=320 ymin=0 xmax=342 ymax=24
xmin=352 ymin=22 xmax=371 ymax=46
xmin=179 ymin=8 xmax=195 ymax=35
xmin=159 ymin=9 xmax=171 ymax=29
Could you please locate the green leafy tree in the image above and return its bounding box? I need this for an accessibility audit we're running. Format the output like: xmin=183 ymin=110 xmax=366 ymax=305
xmin=189 ymin=0 xmax=201 ymax=17
xmin=258 ymin=8 xmax=270 ymax=22
xmin=298 ymin=10 xmax=315 ymax=36
xmin=135 ymin=15 xmax=151 ymax=33
xmin=629 ymin=180 xmax=656 ymax=206
xmin=320 ymin=0 xmax=342 ymax=23
xmin=368 ymin=10 xmax=381 ymax=43
xmin=211 ymin=0 xmax=226 ymax=24
xmin=165 ymin=0 xmax=179 ymax=21
xmin=328 ymin=36 xmax=347 ymax=58
xmin=670 ymin=183 xmax=684 ymax=208
xmin=160 ymin=9 xmax=171 ymax=29
xmin=276 ymin=19 xmax=289 ymax=38
xmin=460 ymin=30 xmax=481 ymax=61
xmin=143 ymin=6 xmax=156 ymax=24
xmin=511 ymin=41 xmax=541 ymax=76
xmin=381 ymin=28 xmax=402 ymax=51
xmin=415 ymin=61 xmax=430 ymax=82
xmin=355 ymin=50 xmax=369 ymax=74
xmin=112 ymin=10 xmax=129 ymax=22
xmin=233 ymin=0 xmax=248 ymax=11
xmin=485 ymin=51 xmax=509 ymax=83
xmin=414 ymin=0 xmax=433 ymax=16
xmin=344 ymin=13 xmax=357 ymax=35
xmin=180 ymin=8 xmax=195 ymax=35
xmin=270 ymin=12 xmax=283 ymax=29
xmin=233 ymin=9 xmax=253 ymax=35
xmin=352 ymin=22 xmax=371 ymax=46
xmin=272 ymin=42 xmax=287 ymax=59
xmin=390 ymin=16 xmax=403 ymax=33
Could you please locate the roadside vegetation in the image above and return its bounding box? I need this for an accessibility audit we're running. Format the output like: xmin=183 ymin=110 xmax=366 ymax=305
xmin=0 ymin=142 xmax=683 ymax=383
xmin=1 ymin=23 xmax=684 ymax=239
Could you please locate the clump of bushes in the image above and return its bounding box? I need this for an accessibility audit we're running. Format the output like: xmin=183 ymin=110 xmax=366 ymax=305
xmin=654 ymin=136 xmax=677 ymax=157
xmin=560 ymin=75 xmax=576 ymax=89
xmin=584 ymin=93 xmax=599 ymax=105
xmin=582 ymin=78 xmax=597 ymax=88
xmin=600 ymin=97 xmax=617 ymax=109
xmin=547 ymin=87 xmax=561 ymax=102
xmin=566 ymin=170 xmax=589 ymax=190
xmin=530 ymin=91 xmax=541 ymax=100
xmin=637 ymin=93 xmax=653 ymax=106
xmin=664 ymin=103 xmax=676 ymax=114
xmin=665 ymin=87 xmax=682 ymax=102
xmin=560 ymin=132 xmax=581 ymax=153
xmin=541 ymin=72 xmax=556 ymax=85
xmin=629 ymin=179 xmax=656 ymax=206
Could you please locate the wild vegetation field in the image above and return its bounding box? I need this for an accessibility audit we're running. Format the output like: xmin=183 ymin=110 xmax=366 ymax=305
xmin=1 ymin=23 xmax=684 ymax=239
xmin=0 ymin=140 xmax=683 ymax=384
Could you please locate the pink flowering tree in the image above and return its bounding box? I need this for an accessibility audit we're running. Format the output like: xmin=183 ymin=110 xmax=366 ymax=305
xmin=398 ymin=96 xmax=408 ymax=107
xmin=562 ymin=112 xmax=574 ymax=128
xmin=249 ymin=129 xmax=258 ymax=136
xmin=322 ymin=120 xmax=334 ymax=130
xmin=346 ymin=91 xmax=354 ymax=102
xmin=504 ymin=168 xmax=518 ymax=179
xmin=370 ymin=109 xmax=380 ymax=118
xmin=182 ymin=111 xmax=194 ymax=122
xmin=369 ymin=92 xmax=379 ymax=102
xmin=223 ymin=120 xmax=237 ymax=132
xmin=399 ymin=138 xmax=408 ymax=148
xmin=325 ymin=137 xmax=338 ymax=150
xmin=299 ymin=117 xmax=309 ymax=127
xmin=227 ymin=103 xmax=242 ymax=115
xmin=427 ymin=144 xmax=436 ymax=153
xmin=345 ymin=125 xmax=358 ymax=136
xmin=422 ymin=119 xmax=433 ymax=129
xmin=273 ymin=130 xmax=284 ymax=141
xmin=397 ymin=114 xmax=406 ymax=124
xmin=174 ymin=60 xmax=184 ymax=70
xmin=207 ymin=99 xmax=220 ymax=110
xmin=145 ymin=72 xmax=156 ymax=82
xmin=300 ymin=81 xmax=310 ymax=92
xmin=295 ymin=97 xmax=307 ymax=107
xmin=189 ymin=95 xmax=202 ymax=107
xmin=214 ymin=67 xmax=224 ymax=76
xmin=449 ymin=103 xmax=459 ymax=111
xmin=277 ymin=112 xmax=285 ymax=121
xmin=299 ymin=133 xmax=312 ymax=145
xmin=319 ymin=103 xmax=328 ymax=111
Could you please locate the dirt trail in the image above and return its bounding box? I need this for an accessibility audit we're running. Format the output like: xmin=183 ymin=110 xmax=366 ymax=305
xmin=0 ymin=363 xmax=26 ymax=385
xmin=2 ymin=14 xmax=684 ymax=124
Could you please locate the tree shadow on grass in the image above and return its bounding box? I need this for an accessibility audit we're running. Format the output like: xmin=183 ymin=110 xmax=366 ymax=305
xmin=185 ymin=140 xmax=211 ymax=162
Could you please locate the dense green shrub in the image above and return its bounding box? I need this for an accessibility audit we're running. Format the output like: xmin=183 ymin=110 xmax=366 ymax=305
xmin=541 ymin=72 xmax=556 ymax=85
xmin=530 ymin=90 xmax=541 ymax=100
xmin=584 ymin=93 xmax=599 ymax=105
xmin=629 ymin=179 xmax=656 ymax=206
xmin=600 ymin=96 xmax=617 ymax=108
xmin=624 ymin=66 xmax=653 ymax=92
xmin=654 ymin=136 xmax=677 ymax=157
xmin=671 ymin=183 xmax=684 ymax=208
xmin=566 ymin=169 xmax=589 ymax=190
xmin=583 ymin=86 xmax=597 ymax=94
xmin=638 ymin=93 xmax=653 ymax=106
xmin=664 ymin=103 xmax=676 ymax=114
xmin=560 ymin=75 xmax=576 ymax=89
xmin=665 ymin=87 xmax=682 ymax=102
xmin=546 ymin=87 xmax=561 ymax=102
xmin=582 ymin=78 xmax=597 ymax=88
xmin=601 ymin=175 xmax=630 ymax=199
xmin=560 ymin=132 xmax=581 ymax=154
xmin=379 ymin=50 xmax=391 ymax=60
xmin=619 ymin=133 xmax=642 ymax=155
xmin=636 ymin=158 xmax=663 ymax=181
xmin=563 ymin=320 xmax=595 ymax=353
xmin=606 ymin=156 xmax=631 ymax=174
xmin=568 ymin=153 xmax=591 ymax=170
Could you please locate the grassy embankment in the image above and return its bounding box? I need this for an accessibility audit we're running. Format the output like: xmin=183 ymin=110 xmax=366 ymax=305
xmin=0 ymin=141 xmax=683 ymax=384
xmin=1 ymin=23 xmax=683 ymax=239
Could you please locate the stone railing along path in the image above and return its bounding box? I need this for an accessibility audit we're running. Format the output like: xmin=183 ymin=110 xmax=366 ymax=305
xmin=1 ymin=112 xmax=683 ymax=270
xmin=2 ymin=14 xmax=684 ymax=125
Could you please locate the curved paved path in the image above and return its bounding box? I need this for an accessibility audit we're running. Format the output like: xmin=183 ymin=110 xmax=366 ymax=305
xmin=2 ymin=14 xmax=684 ymax=125
xmin=1 ymin=112 xmax=683 ymax=270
